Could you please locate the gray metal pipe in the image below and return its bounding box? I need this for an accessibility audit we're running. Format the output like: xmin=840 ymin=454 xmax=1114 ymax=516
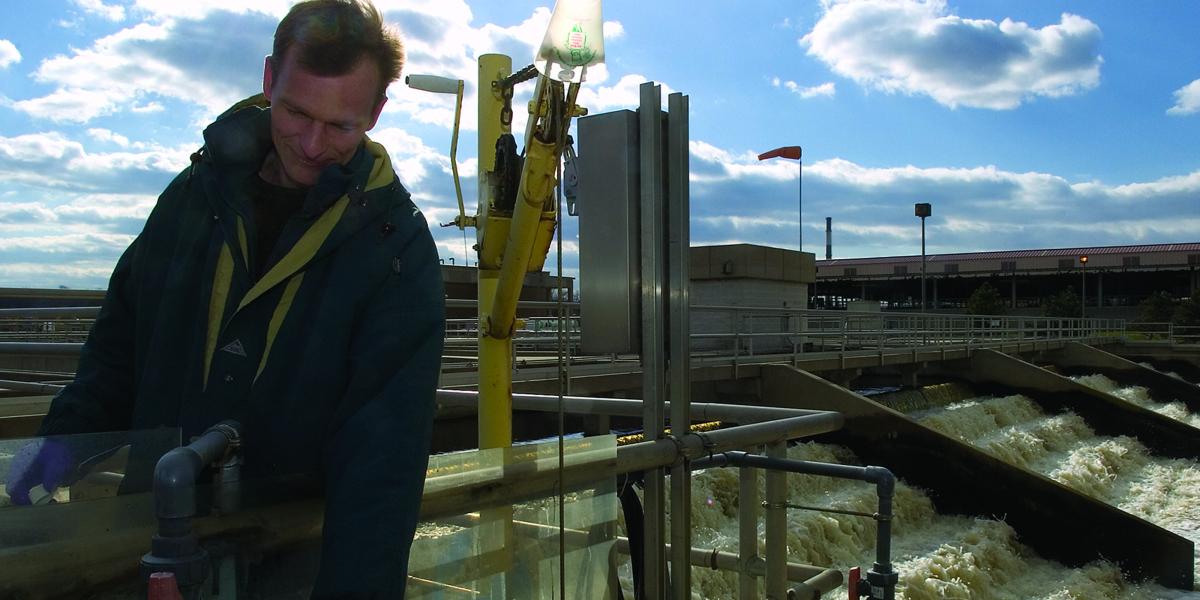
xmin=0 ymin=379 xmax=65 ymax=394
xmin=764 ymin=441 xmax=788 ymax=599
xmin=140 ymin=421 xmax=241 ymax=596
xmin=151 ymin=422 xmax=240 ymax=520
xmin=435 ymin=388 xmax=826 ymax=423
xmin=739 ymin=462 xmax=759 ymax=600
xmin=420 ymin=411 xmax=844 ymax=522
xmin=444 ymin=299 xmax=580 ymax=311
xmin=0 ymin=342 xmax=83 ymax=355
xmin=0 ymin=307 xmax=99 ymax=318
xmin=437 ymin=513 xmax=840 ymax=595
xmin=692 ymin=451 xmax=898 ymax=600
xmin=788 ymin=567 xmax=843 ymax=600
xmin=615 ymin=538 xmax=839 ymax=592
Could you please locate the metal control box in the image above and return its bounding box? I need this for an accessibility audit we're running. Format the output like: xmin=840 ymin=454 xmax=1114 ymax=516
xmin=577 ymin=110 xmax=641 ymax=353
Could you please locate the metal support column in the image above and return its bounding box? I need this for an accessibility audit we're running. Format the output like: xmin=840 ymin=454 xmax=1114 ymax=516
xmin=639 ymin=81 xmax=668 ymax=600
xmin=920 ymin=216 xmax=927 ymax=311
xmin=667 ymin=90 xmax=692 ymax=600
xmin=475 ymin=53 xmax=513 ymax=600
xmin=764 ymin=440 xmax=788 ymax=599
xmin=738 ymin=461 xmax=760 ymax=600
xmin=476 ymin=53 xmax=513 ymax=452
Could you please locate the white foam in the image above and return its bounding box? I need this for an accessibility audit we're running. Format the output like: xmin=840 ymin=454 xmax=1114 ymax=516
xmin=919 ymin=394 xmax=1200 ymax=592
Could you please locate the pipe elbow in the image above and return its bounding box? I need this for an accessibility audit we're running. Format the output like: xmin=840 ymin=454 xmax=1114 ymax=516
xmin=153 ymin=447 xmax=203 ymax=519
xmin=865 ymin=465 xmax=896 ymax=497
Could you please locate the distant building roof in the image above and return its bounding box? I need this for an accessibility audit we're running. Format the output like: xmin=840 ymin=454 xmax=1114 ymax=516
xmin=817 ymin=242 xmax=1200 ymax=267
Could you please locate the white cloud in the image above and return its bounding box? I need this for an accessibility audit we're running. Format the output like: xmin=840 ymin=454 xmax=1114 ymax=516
xmin=0 ymin=132 xmax=85 ymax=164
xmin=0 ymin=261 xmax=124 ymax=290
xmin=86 ymin=128 xmax=134 ymax=148
xmin=0 ymin=131 xmax=190 ymax=192
xmin=13 ymin=88 xmax=125 ymax=123
xmin=130 ymin=0 xmax=290 ymax=20
xmin=1080 ymin=170 xmax=1200 ymax=199
xmin=12 ymin=2 xmax=623 ymax=135
xmin=73 ymin=0 xmax=126 ymax=21
xmin=0 ymin=232 xmax=134 ymax=254
xmin=687 ymin=141 xmax=1199 ymax=255
xmin=1166 ymin=79 xmax=1200 ymax=116
xmin=576 ymin=74 xmax=676 ymax=113
xmin=0 ymin=203 xmax=59 ymax=224
xmin=774 ymin=78 xmax=836 ymax=99
xmin=0 ymin=39 xmax=20 ymax=69
xmin=131 ymin=101 xmax=165 ymax=113
xmin=802 ymin=0 xmax=1103 ymax=109
xmin=13 ymin=16 xmax=273 ymax=123
xmin=370 ymin=126 xmax=452 ymax=187
xmin=798 ymin=82 xmax=836 ymax=99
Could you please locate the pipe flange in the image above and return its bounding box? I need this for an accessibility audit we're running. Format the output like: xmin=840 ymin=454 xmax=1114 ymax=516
xmin=205 ymin=421 xmax=241 ymax=448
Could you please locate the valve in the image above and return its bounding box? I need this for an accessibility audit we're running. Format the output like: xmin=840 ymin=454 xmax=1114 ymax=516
xmin=147 ymin=572 xmax=184 ymax=600
xmin=848 ymin=565 xmax=898 ymax=599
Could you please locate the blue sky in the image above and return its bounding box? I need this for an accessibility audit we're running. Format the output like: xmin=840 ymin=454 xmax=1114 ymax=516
xmin=0 ymin=0 xmax=1198 ymax=289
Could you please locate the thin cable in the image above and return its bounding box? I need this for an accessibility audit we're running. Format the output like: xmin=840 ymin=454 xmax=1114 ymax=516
xmin=555 ymin=155 xmax=567 ymax=600
xmin=462 ymin=227 xmax=469 ymax=266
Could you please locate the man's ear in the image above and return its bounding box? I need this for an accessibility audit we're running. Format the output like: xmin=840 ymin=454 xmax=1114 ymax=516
xmin=366 ymin=95 xmax=387 ymax=131
xmin=262 ymin=56 xmax=275 ymax=102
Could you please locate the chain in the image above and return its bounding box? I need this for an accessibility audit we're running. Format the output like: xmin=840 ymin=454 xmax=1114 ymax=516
xmin=500 ymin=83 xmax=514 ymax=128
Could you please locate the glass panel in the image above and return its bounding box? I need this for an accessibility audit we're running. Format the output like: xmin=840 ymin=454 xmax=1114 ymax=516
xmin=1 ymin=431 xmax=617 ymax=599
xmin=1 ymin=428 xmax=180 ymax=508
xmin=409 ymin=434 xmax=619 ymax=598
xmin=0 ymin=429 xmax=181 ymax=598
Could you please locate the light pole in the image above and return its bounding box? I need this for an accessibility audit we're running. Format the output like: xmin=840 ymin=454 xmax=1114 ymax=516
xmin=757 ymin=146 xmax=803 ymax=252
xmin=915 ymin=203 xmax=931 ymax=311
xmin=1079 ymin=254 xmax=1088 ymax=319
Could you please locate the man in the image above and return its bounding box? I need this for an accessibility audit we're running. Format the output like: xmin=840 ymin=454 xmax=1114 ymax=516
xmin=4 ymin=0 xmax=444 ymax=597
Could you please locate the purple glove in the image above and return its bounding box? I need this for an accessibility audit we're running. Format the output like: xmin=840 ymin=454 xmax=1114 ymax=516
xmin=4 ymin=439 xmax=73 ymax=505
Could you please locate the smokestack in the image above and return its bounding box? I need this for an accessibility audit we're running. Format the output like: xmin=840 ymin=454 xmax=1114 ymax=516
xmin=825 ymin=217 xmax=832 ymax=260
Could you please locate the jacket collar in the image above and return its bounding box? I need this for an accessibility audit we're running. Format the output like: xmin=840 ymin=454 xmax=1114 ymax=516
xmin=198 ymin=96 xmax=408 ymax=313
xmin=202 ymin=95 xmax=368 ymax=218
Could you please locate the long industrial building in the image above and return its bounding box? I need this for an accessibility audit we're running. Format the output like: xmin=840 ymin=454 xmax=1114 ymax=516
xmin=814 ymin=242 xmax=1200 ymax=316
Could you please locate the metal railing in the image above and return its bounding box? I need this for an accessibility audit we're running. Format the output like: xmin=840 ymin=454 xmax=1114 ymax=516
xmin=0 ymin=304 xmax=1134 ymax=369
xmin=1124 ymin=322 xmax=1200 ymax=345
xmin=0 ymin=307 xmax=96 ymax=343
xmin=691 ymin=305 xmax=1127 ymax=357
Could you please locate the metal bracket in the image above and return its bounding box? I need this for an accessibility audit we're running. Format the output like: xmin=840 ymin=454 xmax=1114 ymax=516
xmin=562 ymin=137 xmax=580 ymax=216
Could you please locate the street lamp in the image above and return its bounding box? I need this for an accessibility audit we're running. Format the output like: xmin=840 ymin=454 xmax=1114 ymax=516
xmin=757 ymin=146 xmax=803 ymax=252
xmin=915 ymin=203 xmax=931 ymax=311
xmin=1079 ymin=255 xmax=1088 ymax=319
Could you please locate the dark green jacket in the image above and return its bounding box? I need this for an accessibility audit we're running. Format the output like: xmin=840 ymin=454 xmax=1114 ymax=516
xmin=39 ymin=100 xmax=445 ymax=597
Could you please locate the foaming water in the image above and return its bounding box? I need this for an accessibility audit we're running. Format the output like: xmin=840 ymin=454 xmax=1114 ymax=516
xmin=661 ymin=442 xmax=1200 ymax=599
xmin=1137 ymin=362 xmax=1188 ymax=382
xmin=917 ymin=394 xmax=1200 ymax=590
xmin=1072 ymin=374 xmax=1200 ymax=429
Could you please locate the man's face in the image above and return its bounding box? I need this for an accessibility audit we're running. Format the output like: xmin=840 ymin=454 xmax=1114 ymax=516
xmin=262 ymin=52 xmax=387 ymax=188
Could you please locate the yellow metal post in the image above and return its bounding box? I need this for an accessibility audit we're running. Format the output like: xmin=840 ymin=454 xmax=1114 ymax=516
xmin=475 ymin=54 xmax=515 ymax=599
xmin=477 ymin=54 xmax=513 ymax=451
xmin=478 ymin=273 xmax=512 ymax=449
xmin=473 ymin=53 xmax=581 ymax=597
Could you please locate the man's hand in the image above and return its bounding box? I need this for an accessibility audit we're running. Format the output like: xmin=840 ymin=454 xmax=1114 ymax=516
xmin=4 ymin=439 xmax=73 ymax=505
